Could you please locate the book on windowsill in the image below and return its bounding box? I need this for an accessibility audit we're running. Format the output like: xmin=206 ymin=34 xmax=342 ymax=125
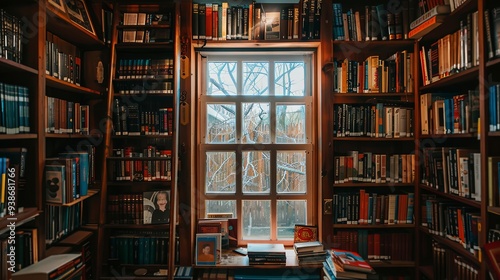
xmin=294 ymin=224 xmax=318 ymax=242
xmin=330 ymin=249 xmax=376 ymax=274
xmin=293 ymin=240 xmax=324 ymax=254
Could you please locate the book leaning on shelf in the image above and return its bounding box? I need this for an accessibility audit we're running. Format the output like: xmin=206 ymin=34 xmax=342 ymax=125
xmin=408 ymin=14 xmax=446 ymax=39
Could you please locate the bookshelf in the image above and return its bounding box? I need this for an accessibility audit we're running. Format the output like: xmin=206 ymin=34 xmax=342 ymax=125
xmin=0 ymin=0 xmax=108 ymax=278
xmin=99 ymin=1 xmax=180 ymax=279
xmin=327 ymin=0 xmax=418 ymax=278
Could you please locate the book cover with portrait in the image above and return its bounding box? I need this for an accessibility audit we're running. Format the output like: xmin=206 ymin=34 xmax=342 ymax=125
xmin=143 ymin=190 xmax=170 ymax=224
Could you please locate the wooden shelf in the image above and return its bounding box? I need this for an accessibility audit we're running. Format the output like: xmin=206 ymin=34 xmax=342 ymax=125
xmin=333 ymin=137 xmax=414 ymax=141
xmin=111 ymin=134 xmax=173 ymax=139
xmin=419 ymin=185 xmax=481 ymax=208
xmin=418 ymin=66 xmax=479 ymax=91
xmin=0 ymin=134 xmax=37 ymax=140
xmin=115 ymin=42 xmax=174 ymax=50
xmin=0 ymin=207 xmax=40 ymax=235
xmin=45 ymin=133 xmax=103 ymax=139
xmin=193 ymin=40 xmax=321 ymax=51
xmin=488 ymin=131 xmax=500 ymax=137
xmin=333 ymin=224 xmax=415 ymax=229
xmin=117 ymin=24 xmax=172 ymax=30
xmin=46 ymin=6 xmax=104 ymax=50
xmin=488 ymin=206 xmax=500 ymax=215
xmin=106 ymin=181 xmax=172 ymax=187
xmin=419 ymin=265 xmax=434 ymax=280
xmin=420 ymin=133 xmax=478 ymax=139
xmin=0 ymin=57 xmax=38 ymax=75
xmin=332 ymin=39 xmax=415 ymax=59
xmin=46 ymin=189 xmax=99 ymax=207
xmin=368 ymin=260 xmax=415 ymax=268
xmin=486 ymin=57 xmax=500 ymax=68
xmin=334 ymin=182 xmax=414 ymax=188
xmin=46 ymin=76 xmax=102 ymax=96
xmin=56 ymin=230 xmax=94 ymax=246
xmin=45 ymin=245 xmax=74 ymax=257
xmin=102 ymin=223 xmax=171 ymax=229
xmin=419 ymin=226 xmax=480 ymax=266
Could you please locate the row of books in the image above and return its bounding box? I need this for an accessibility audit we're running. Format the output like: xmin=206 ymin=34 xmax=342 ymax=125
xmin=46 ymin=32 xmax=81 ymax=86
xmin=45 ymin=96 xmax=90 ymax=135
xmin=192 ymin=1 xmax=321 ymax=41
xmin=420 ymin=147 xmax=481 ymax=201
xmin=333 ymin=192 xmax=415 ymax=225
xmin=333 ymin=230 xmax=414 ymax=261
xmin=421 ymin=194 xmax=480 ymax=257
xmin=0 ymin=83 xmax=30 ymax=134
xmin=45 ymin=203 xmax=82 ymax=245
xmin=431 ymin=240 xmax=479 ymax=280
xmin=116 ymin=58 xmax=174 ymax=80
xmin=488 ymin=224 xmax=500 ymax=243
xmin=334 ymin=104 xmax=414 ymax=138
xmin=120 ymin=12 xmax=172 ymax=43
xmin=109 ymin=147 xmax=173 ymax=182
xmin=107 ymin=193 xmax=143 ymax=224
xmin=489 ymin=84 xmax=500 ymax=132
xmin=108 ymin=231 xmax=179 ymax=265
xmin=293 ymin=241 xmax=327 ymax=265
xmin=44 ymin=151 xmax=91 ymax=204
xmin=420 ymin=91 xmax=480 ymax=135
xmin=109 ymin=235 xmax=171 ymax=264
xmin=419 ymin=11 xmax=479 ymax=85
xmin=0 ymin=9 xmax=24 ymax=64
xmin=332 ymin=1 xmax=414 ymax=41
xmin=0 ymin=228 xmax=38 ymax=278
xmin=333 ymin=52 xmax=414 ymax=94
xmin=112 ymin=101 xmax=174 ymax=136
xmin=114 ymin=80 xmax=173 ymax=95
xmin=334 ymin=152 xmax=416 ymax=184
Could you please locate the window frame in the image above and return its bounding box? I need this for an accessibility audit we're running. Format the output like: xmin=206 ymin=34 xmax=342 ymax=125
xmin=196 ymin=50 xmax=318 ymax=245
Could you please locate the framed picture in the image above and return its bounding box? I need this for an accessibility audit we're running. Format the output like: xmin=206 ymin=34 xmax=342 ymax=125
xmin=143 ymin=190 xmax=170 ymax=224
xmin=195 ymin=233 xmax=221 ymax=266
xmin=64 ymin=0 xmax=95 ymax=35
xmin=48 ymin=0 xmax=66 ymax=14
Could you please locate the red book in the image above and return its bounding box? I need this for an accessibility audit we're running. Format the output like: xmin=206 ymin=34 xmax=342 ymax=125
xmin=331 ymin=248 xmax=376 ymax=274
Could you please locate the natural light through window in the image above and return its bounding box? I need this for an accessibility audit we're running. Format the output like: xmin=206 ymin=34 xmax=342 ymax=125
xmin=198 ymin=51 xmax=314 ymax=242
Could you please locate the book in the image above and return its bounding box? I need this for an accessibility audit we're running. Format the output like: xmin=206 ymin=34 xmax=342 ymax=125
xmin=330 ymin=248 xmax=376 ymax=274
xmin=408 ymin=14 xmax=446 ymax=39
xmin=247 ymin=243 xmax=286 ymax=256
xmin=293 ymin=240 xmax=323 ymax=253
xmin=294 ymin=224 xmax=318 ymax=242
xmin=12 ymin=253 xmax=82 ymax=280
xmin=410 ymin=5 xmax=450 ymax=30
xmin=45 ymin=164 xmax=66 ymax=204
xmin=143 ymin=190 xmax=170 ymax=224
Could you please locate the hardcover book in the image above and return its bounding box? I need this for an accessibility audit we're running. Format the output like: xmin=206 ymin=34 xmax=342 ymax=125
xmin=330 ymin=248 xmax=376 ymax=274
xmin=294 ymin=224 xmax=318 ymax=242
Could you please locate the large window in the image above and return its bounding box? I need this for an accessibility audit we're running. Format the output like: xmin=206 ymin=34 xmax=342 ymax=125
xmin=198 ymin=51 xmax=315 ymax=242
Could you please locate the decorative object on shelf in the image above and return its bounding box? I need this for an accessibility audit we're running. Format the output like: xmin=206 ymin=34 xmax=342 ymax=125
xmin=64 ymin=0 xmax=95 ymax=35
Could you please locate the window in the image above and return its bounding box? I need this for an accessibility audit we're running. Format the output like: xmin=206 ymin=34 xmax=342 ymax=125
xmin=197 ymin=51 xmax=315 ymax=243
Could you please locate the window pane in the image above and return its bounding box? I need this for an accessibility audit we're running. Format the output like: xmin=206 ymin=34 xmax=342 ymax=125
xmin=243 ymin=62 xmax=269 ymax=96
xmin=275 ymin=62 xmax=305 ymax=96
xmin=276 ymin=104 xmax=306 ymax=143
xmin=206 ymin=103 xmax=236 ymax=143
xmin=277 ymin=151 xmax=306 ymax=193
xmin=205 ymin=200 xmax=236 ymax=218
xmin=277 ymin=200 xmax=307 ymax=239
xmin=208 ymin=62 xmax=237 ymax=95
xmin=243 ymin=151 xmax=270 ymax=193
xmin=242 ymin=102 xmax=270 ymax=143
xmin=205 ymin=152 xmax=236 ymax=193
xmin=242 ymin=200 xmax=270 ymax=240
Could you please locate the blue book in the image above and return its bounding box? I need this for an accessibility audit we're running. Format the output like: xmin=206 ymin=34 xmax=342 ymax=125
xmin=59 ymin=152 xmax=89 ymax=196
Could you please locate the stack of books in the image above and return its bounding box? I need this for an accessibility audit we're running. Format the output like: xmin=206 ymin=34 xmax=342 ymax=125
xmin=293 ymin=241 xmax=327 ymax=265
xmin=323 ymin=249 xmax=378 ymax=280
xmin=247 ymin=243 xmax=286 ymax=265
